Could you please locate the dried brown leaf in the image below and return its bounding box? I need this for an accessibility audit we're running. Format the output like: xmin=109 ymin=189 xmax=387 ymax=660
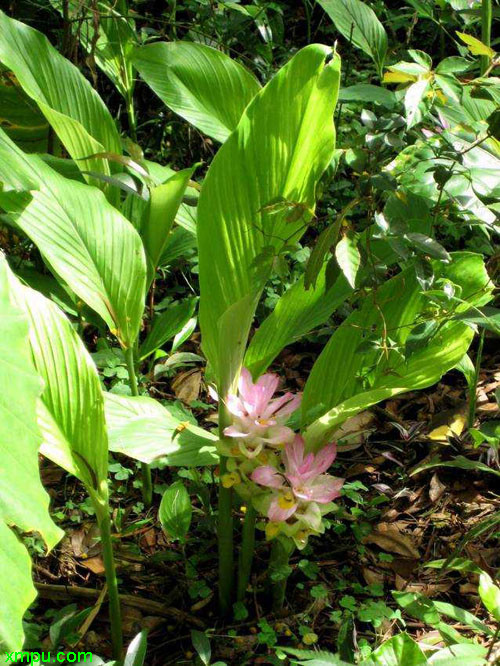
xmin=429 ymin=473 xmax=447 ymax=503
xmin=172 ymin=369 xmax=201 ymax=403
xmin=363 ymin=522 xmax=420 ymax=558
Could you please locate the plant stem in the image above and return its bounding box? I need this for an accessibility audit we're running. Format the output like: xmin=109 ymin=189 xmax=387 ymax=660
xmin=125 ymin=91 xmax=137 ymax=142
xmin=125 ymin=347 xmax=152 ymax=506
xmin=481 ymin=0 xmax=492 ymax=75
xmin=95 ymin=500 xmax=123 ymax=663
xmin=468 ymin=328 xmax=485 ymax=429
xmin=237 ymin=504 xmax=257 ymax=602
xmin=486 ymin=624 xmax=500 ymax=660
xmin=218 ymin=401 xmax=234 ymax=615
xmin=268 ymin=536 xmax=295 ymax=612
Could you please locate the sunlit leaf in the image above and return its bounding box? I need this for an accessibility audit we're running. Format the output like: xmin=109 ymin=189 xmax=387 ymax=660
xmin=132 ymin=41 xmax=261 ymax=142
xmin=478 ymin=572 xmax=500 ymax=622
xmin=140 ymin=299 xmax=197 ymax=360
xmin=11 ymin=279 xmax=109 ymax=490
xmin=318 ymin=0 xmax=387 ymax=76
xmin=335 ymin=234 xmax=360 ymax=288
xmin=303 ymin=253 xmax=493 ymax=447
xmin=159 ymin=481 xmax=192 ymax=540
xmin=245 ymin=263 xmax=351 ymax=377
xmin=142 ymin=166 xmax=196 ymax=282
xmin=198 ymin=46 xmax=340 ymax=392
xmin=0 ymin=256 xmax=63 ymax=652
xmin=0 ymin=128 xmax=146 ymax=349
xmin=104 ymin=393 xmax=218 ymax=465
xmin=456 ymin=32 xmax=495 ymax=58
xmin=0 ymin=11 xmax=122 ymax=186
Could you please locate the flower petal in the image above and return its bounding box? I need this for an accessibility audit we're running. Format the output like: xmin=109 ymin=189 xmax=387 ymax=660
xmin=297 ymin=502 xmax=322 ymax=531
xmin=226 ymin=394 xmax=246 ymax=418
xmin=251 ymin=465 xmax=284 ymax=489
xmin=261 ymin=392 xmax=301 ymax=420
xmin=268 ymin=496 xmax=297 ymax=522
xmin=262 ymin=425 xmax=295 ymax=445
xmin=238 ymin=367 xmax=255 ymax=402
xmin=208 ymin=385 xmax=219 ymax=402
xmin=272 ymin=392 xmax=302 ymax=419
xmin=223 ymin=425 xmax=250 ymax=438
xmin=294 ymin=475 xmax=344 ymax=504
xmin=308 ymin=442 xmax=337 ymax=477
xmin=282 ymin=435 xmax=306 ymax=477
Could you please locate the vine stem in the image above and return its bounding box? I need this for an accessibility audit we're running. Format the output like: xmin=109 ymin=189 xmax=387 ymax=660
xmin=237 ymin=504 xmax=257 ymax=602
xmin=125 ymin=347 xmax=152 ymax=506
xmin=268 ymin=536 xmax=295 ymax=612
xmin=481 ymin=0 xmax=492 ymax=75
xmin=218 ymin=400 xmax=235 ymax=615
xmin=94 ymin=497 xmax=123 ymax=663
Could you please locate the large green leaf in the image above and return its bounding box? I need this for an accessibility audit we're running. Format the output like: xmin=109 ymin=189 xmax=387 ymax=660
xmin=11 ymin=279 xmax=109 ymax=491
xmin=303 ymin=253 xmax=493 ymax=448
xmin=104 ymin=394 xmax=218 ymax=466
xmin=0 ymin=128 xmax=146 ymax=349
xmin=0 ymin=11 xmax=121 ymax=184
xmin=317 ymin=0 xmax=387 ymax=76
xmin=245 ymin=264 xmax=351 ymax=377
xmin=132 ymin=41 xmax=261 ymax=143
xmin=0 ymin=256 xmax=62 ymax=652
xmin=198 ymin=45 xmax=341 ymax=392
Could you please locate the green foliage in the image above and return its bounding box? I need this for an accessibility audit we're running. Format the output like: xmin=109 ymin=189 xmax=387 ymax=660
xmin=0 ymin=1 xmax=498 ymax=657
xmin=104 ymin=393 xmax=218 ymax=466
xmin=0 ymin=256 xmax=62 ymax=652
xmin=132 ymin=42 xmax=261 ymax=143
xmin=303 ymin=253 xmax=493 ymax=447
xmin=11 ymin=274 xmax=109 ymax=491
xmin=317 ymin=0 xmax=388 ymax=76
xmin=198 ymin=45 xmax=341 ymax=392
xmin=159 ymin=481 xmax=192 ymax=540
xmin=139 ymin=298 xmax=197 ymax=360
xmin=0 ymin=10 xmax=122 ymax=186
xmin=0 ymin=128 xmax=147 ymax=349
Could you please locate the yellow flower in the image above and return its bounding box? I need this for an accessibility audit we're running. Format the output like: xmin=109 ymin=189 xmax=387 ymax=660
xmin=221 ymin=471 xmax=241 ymax=488
xmin=265 ymin=522 xmax=281 ymax=540
xmin=277 ymin=490 xmax=295 ymax=510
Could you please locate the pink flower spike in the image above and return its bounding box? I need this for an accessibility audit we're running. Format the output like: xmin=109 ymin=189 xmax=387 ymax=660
xmin=251 ymin=466 xmax=284 ymax=489
xmin=282 ymin=435 xmax=308 ymax=477
xmin=238 ymin=367 xmax=255 ymax=401
xmin=238 ymin=368 xmax=280 ymax=416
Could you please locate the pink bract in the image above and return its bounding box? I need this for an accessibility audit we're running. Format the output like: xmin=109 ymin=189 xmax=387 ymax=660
xmin=251 ymin=435 xmax=344 ymax=522
xmin=221 ymin=368 xmax=301 ymax=454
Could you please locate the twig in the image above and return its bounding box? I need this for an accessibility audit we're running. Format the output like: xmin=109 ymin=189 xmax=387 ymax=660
xmin=36 ymin=583 xmax=205 ymax=628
